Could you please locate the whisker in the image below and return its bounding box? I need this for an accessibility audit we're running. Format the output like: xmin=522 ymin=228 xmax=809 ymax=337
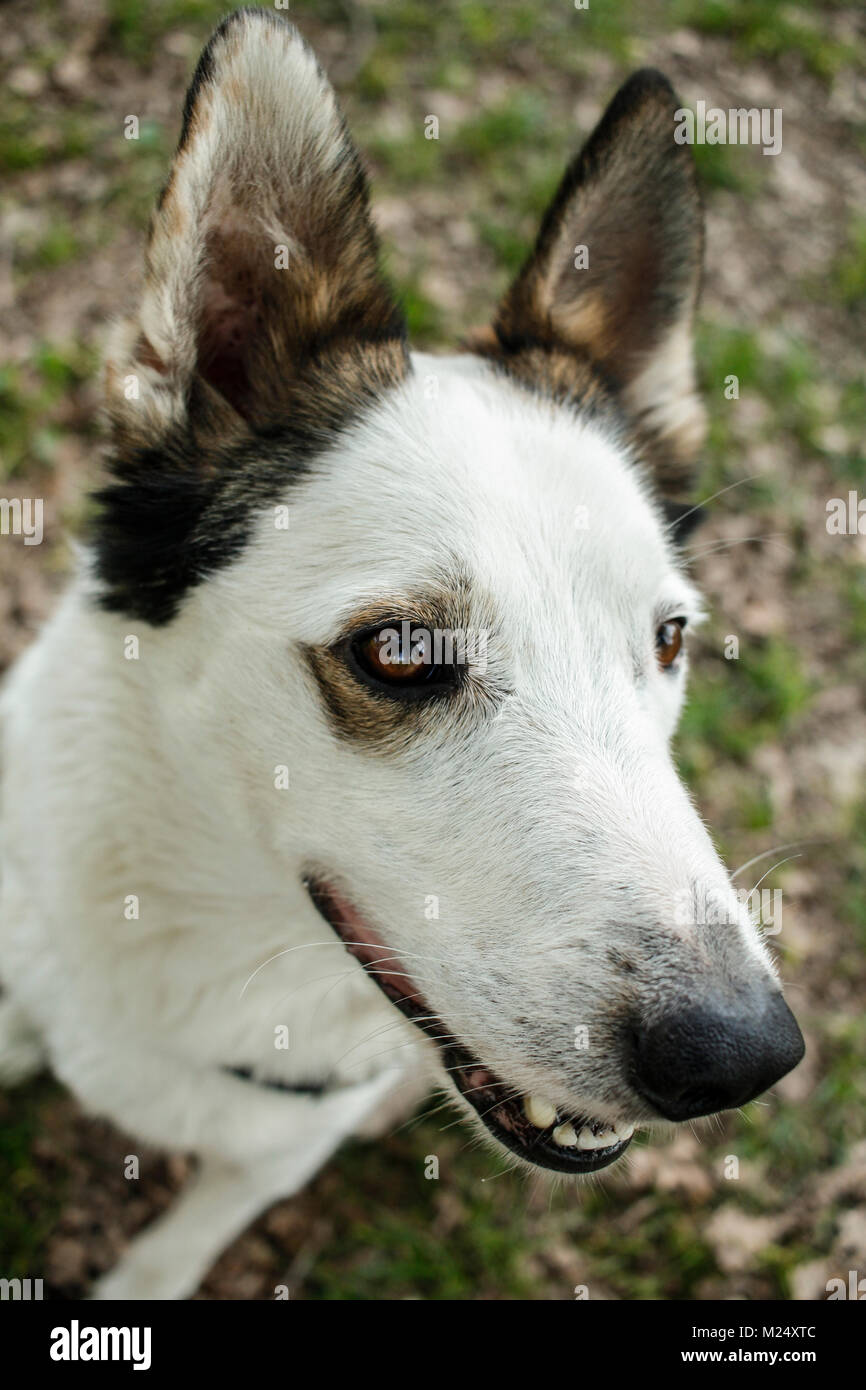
xmin=268 ymin=954 xmax=443 ymax=1015
xmin=339 ymin=1034 xmax=470 ymax=1078
xmin=329 ymin=1004 xmax=449 ymax=1070
xmin=269 ymin=966 xmax=382 ymax=1013
xmin=239 ymin=939 xmax=456 ymax=999
xmin=748 ymin=852 xmax=802 ymax=896
xmin=730 ymin=839 xmax=820 ymax=881
xmin=436 ymin=1084 xmax=525 ymax=1134
xmin=478 ymin=1164 xmax=515 ymax=1182
xmin=684 ymin=534 xmax=794 ymax=559
xmin=387 ymin=1091 xmax=459 ymax=1139
xmin=668 ymin=474 xmax=762 ymax=536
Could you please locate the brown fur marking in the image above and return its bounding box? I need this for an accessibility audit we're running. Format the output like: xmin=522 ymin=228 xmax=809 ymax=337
xmin=304 ymin=586 xmax=502 ymax=752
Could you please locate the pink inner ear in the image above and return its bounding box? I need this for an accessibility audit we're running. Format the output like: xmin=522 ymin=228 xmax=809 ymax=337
xmin=196 ymin=294 xmax=260 ymax=417
xmin=195 ymin=248 xmax=263 ymax=418
xmin=193 ymin=202 xmax=274 ymax=418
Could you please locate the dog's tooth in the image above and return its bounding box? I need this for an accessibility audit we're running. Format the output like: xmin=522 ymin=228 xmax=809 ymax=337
xmin=523 ymin=1094 xmax=557 ymax=1129
xmin=552 ymin=1122 xmax=578 ymax=1148
xmin=577 ymin=1126 xmax=603 ymax=1150
xmin=613 ymin=1121 xmax=635 ymax=1141
xmin=590 ymin=1126 xmax=618 ymax=1148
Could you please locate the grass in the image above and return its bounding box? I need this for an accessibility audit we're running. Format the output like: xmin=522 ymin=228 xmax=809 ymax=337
xmin=671 ymin=0 xmax=864 ymax=82
xmin=691 ymin=137 xmax=764 ymax=194
xmin=365 ymin=126 xmax=445 ymax=185
xmin=739 ymin=1012 xmax=866 ymax=1181
xmin=301 ymin=1122 xmax=725 ymax=1300
xmin=700 ymin=326 xmax=825 ymax=446
xmin=677 ymin=636 xmax=813 ymax=779
xmin=14 ymin=222 xmax=83 ymax=276
xmin=0 ymin=1079 xmax=64 ymax=1280
xmin=304 ymin=1135 xmax=539 ymax=1299
xmin=476 ymin=217 xmax=529 ymax=277
xmin=828 ymin=218 xmax=866 ymax=308
xmin=839 ymin=564 xmax=866 ymax=647
xmin=106 ymin=0 xmax=221 ymax=61
xmin=0 ymin=98 xmax=94 ymax=174
xmin=398 ymin=277 xmax=445 ymax=344
xmin=0 ymin=344 xmax=97 ymax=480
xmin=457 ymin=93 xmax=552 ymax=161
xmin=692 ymin=322 xmax=859 ymax=513
xmin=835 ymin=799 xmax=866 ymax=951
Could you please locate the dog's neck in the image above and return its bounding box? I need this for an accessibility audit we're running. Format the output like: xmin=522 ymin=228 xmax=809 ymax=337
xmin=14 ymin=579 xmax=307 ymax=939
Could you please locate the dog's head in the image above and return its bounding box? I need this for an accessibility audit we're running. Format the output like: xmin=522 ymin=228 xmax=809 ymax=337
xmin=95 ymin=10 xmax=803 ymax=1173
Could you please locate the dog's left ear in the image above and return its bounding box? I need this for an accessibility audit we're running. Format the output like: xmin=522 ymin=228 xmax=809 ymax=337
xmin=472 ymin=69 xmax=704 ymax=495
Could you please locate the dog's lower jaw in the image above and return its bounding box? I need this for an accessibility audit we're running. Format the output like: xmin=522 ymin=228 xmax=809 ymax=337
xmin=304 ymin=874 xmax=635 ymax=1175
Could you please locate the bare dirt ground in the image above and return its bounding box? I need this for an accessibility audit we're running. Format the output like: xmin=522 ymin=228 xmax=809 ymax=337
xmin=1 ymin=0 xmax=864 ymax=1299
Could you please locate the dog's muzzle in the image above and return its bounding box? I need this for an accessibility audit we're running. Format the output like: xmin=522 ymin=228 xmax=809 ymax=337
xmin=304 ymin=874 xmax=635 ymax=1174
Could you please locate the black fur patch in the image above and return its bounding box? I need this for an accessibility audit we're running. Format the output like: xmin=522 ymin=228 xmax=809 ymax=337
xmin=92 ymin=351 xmax=406 ymax=625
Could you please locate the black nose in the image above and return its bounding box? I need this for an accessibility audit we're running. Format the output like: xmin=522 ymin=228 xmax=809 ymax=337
xmin=632 ymin=992 xmax=805 ymax=1121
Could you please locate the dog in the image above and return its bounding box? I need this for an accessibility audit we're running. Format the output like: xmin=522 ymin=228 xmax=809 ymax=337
xmin=0 ymin=8 xmax=804 ymax=1300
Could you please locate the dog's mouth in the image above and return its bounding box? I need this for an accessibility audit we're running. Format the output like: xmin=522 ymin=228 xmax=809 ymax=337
xmin=305 ymin=875 xmax=635 ymax=1174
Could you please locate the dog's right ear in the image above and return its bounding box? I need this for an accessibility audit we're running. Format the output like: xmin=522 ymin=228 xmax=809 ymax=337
xmin=104 ymin=9 xmax=407 ymax=451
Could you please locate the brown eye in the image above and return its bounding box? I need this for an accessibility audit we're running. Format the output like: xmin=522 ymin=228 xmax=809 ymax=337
xmin=358 ymin=627 xmax=430 ymax=683
xmin=656 ymin=618 xmax=684 ymax=669
xmin=348 ymin=623 xmax=458 ymax=699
